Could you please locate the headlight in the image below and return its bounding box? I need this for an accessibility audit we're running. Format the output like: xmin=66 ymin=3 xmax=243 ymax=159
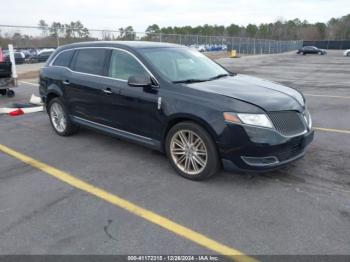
xmin=224 ymin=112 xmax=273 ymax=128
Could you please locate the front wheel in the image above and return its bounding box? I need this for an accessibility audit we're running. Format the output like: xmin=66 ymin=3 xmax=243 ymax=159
xmin=48 ymin=97 xmax=78 ymax=136
xmin=165 ymin=121 xmax=220 ymax=180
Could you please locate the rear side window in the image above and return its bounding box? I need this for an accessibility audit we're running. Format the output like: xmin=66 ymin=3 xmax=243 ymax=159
xmin=71 ymin=49 xmax=108 ymax=75
xmin=52 ymin=50 xmax=74 ymax=67
xmin=108 ymin=50 xmax=147 ymax=80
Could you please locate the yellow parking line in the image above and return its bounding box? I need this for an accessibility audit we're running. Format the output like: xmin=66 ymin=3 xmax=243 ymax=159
xmin=304 ymin=94 xmax=350 ymax=99
xmin=314 ymin=127 xmax=350 ymax=134
xmin=0 ymin=143 xmax=257 ymax=262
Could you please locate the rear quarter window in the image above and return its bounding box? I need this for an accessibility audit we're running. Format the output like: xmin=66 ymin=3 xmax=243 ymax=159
xmin=71 ymin=49 xmax=108 ymax=76
xmin=52 ymin=50 xmax=74 ymax=67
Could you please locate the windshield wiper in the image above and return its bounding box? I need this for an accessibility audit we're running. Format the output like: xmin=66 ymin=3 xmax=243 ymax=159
xmin=172 ymin=73 xmax=234 ymax=84
xmin=207 ymin=73 xmax=230 ymax=81
xmin=172 ymin=79 xmax=208 ymax=84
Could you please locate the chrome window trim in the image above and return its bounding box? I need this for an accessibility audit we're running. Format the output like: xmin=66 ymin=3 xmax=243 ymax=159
xmin=49 ymin=46 xmax=159 ymax=86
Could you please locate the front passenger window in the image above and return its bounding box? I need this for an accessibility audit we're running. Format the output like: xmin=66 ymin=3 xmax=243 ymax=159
xmin=108 ymin=50 xmax=148 ymax=80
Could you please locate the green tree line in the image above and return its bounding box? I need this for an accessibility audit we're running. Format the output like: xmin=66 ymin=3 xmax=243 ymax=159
xmin=145 ymin=14 xmax=350 ymax=40
xmin=38 ymin=14 xmax=350 ymax=40
xmin=0 ymin=14 xmax=349 ymax=48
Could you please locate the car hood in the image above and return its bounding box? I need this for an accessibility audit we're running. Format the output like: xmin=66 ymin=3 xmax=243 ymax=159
xmin=188 ymin=74 xmax=305 ymax=112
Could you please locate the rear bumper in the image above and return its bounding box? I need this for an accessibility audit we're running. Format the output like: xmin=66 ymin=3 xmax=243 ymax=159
xmin=218 ymin=123 xmax=314 ymax=172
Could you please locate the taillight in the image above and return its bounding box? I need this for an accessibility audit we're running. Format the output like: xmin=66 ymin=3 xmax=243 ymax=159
xmin=0 ymin=48 xmax=4 ymax=62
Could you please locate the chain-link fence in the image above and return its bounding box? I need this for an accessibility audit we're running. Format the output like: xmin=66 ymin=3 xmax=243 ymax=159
xmin=303 ymin=40 xmax=350 ymax=50
xmin=0 ymin=24 xmax=302 ymax=54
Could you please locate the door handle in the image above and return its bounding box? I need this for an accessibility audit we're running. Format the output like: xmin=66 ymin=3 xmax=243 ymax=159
xmin=62 ymin=80 xmax=70 ymax=85
xmin=103 ymin=87 xmax=113 ymax=95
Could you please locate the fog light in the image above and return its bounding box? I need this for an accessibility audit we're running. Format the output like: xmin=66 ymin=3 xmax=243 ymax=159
xmin=241 ymin=156 xmax=279 ymax=166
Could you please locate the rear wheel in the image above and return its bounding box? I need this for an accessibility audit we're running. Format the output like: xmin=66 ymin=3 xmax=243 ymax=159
xmin=48 ymin=97 xmax=78 ymax=136
xmin=347 ymin=52 xmax=350 ymax=57
xmin=165 ymin=121 xmax=220 ymax=180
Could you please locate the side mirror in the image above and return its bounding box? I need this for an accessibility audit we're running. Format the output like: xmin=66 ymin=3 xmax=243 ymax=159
xmin=127 ymin=75 xmax=152 ymax=87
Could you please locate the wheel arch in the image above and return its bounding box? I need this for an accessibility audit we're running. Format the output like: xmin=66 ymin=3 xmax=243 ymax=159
xmin=161 ymin=114 xmax=220 ymax=151
xmin=45 ymin=84 xmax=63 ymax=111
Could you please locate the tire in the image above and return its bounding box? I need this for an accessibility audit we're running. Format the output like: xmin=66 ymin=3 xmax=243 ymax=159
xmin=165 ymin=121 xmax=220 ymax=180
xmin=347 ymin=53 xmax=350 ymax=57
xmin=48 ymin=97 xmax=78 ymax=136
xmin=7 ymin=90 xmax=15 ymax=97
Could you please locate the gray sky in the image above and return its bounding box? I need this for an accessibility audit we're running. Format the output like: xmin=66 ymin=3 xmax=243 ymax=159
xmin=2 ymin=0 xmax=349 ymax=32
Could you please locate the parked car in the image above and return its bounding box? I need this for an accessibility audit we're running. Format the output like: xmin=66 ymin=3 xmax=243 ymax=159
xmin=343 ymin=49 xmax=350 ymax=56
xmin=3 ymin=50 xmax=25 ymax=64
xmin=29 ymin=49 xmax=55 ymax=63
xmin=40 ymin=41 xmax=314 ymax=180
xmin=189 ymin=45 xmax=207 ymax=52
xmin=20 ymin=49 xmax=32 ymax=59
xmin=297 ymin=46 xmax=326 ymax=55
xmin=197 ymin=45 xmax=206 ymax=52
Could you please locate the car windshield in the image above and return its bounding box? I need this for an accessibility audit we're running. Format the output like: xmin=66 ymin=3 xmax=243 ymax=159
xmin=141 ymin=47 xmax=229 ymax=83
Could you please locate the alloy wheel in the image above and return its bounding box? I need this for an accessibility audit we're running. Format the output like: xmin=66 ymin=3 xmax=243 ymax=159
xmin=50 ymin=102 xmax=67 ymax=133
xmin=170 ymin=130 xmax=208 ymax=175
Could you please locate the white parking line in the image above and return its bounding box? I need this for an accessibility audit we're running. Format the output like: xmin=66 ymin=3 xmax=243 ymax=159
xmin=314 ymin=127 xmax=350 ymax=135
xmin=20 ymin=81 xmax=39 ymax=87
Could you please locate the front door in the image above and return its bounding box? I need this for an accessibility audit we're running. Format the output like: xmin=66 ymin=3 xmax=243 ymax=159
xmin=104 ymin=49 xmax=162 ymax=140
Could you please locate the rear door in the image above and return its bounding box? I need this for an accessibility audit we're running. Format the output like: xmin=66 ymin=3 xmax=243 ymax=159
xmin=66 ymin=48 xmax=112 ymax=124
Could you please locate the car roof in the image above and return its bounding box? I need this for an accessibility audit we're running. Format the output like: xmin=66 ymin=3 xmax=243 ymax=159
xmin=57 ymin=41 xmax=183 ymax=51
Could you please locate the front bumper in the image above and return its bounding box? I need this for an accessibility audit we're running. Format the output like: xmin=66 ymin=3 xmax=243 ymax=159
xmin=218 ymin=123 xmax=314 ymax=172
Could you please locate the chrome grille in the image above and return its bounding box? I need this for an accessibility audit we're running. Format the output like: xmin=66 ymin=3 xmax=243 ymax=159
xmin=267 ymin=111 xmax=306 ymax=136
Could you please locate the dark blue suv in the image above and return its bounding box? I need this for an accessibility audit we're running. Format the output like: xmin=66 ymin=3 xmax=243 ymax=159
xmin=39 ymin=41 xmax=314 ymax=180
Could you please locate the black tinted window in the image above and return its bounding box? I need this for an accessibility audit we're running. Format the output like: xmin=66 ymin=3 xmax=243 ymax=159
xmin=72 ymin=49 xmax=108 ymax=75
xmin=52 ymin=50 xmax=73 ymax=67
xmin=108 ymin=50 xmax=147 ymax=80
